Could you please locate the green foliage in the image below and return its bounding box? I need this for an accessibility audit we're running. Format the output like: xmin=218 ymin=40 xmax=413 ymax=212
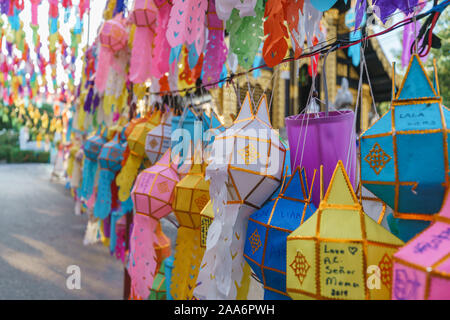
xmin=7 ymin=148 xmax=50 ymax=164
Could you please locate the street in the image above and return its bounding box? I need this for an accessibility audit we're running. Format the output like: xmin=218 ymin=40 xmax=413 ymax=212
xmin=0 ymin=164 xmax=123 ymax=299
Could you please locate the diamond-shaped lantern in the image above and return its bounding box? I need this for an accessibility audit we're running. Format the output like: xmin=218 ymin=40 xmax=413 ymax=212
xmin=360 ymin=54 xmax=449 ymax=242
xmin=81 ymin=127 xmax=108 ymax=200
xmin=99 ymin=14 xmax=128 ymax=52
xmin=116 ymin=111 xmax=162 ymax=202
xmin=130 ymin=0 xmax=158 ymax=28
xmin=195 ymin=93 xmax=286 ymax=300
xmin=94 ymin=133 xmax=127 ymax=219
xmin=286 ymin=161 xmax=404 ymax=300
xmin=392 ymin=192 xmax=450 ymax=300
xmin=128 ymin=150 xmax=179 ymax=300
xmin=171 ymin=161 xmax=210 ymax=300
xmin=146 ymin=111 xmax=172 ymax=164
xmin=244 ymin=167 xmax=317 ymax=300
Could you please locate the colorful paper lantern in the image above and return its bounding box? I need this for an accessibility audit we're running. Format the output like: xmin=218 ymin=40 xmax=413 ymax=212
xmin=145 ymin=111 xmax=172 ymax=164
xmin=285 ymin=109 xmax=357 ymax=208
xmin=171 ymin=161 xmax=210 ymax=300
xmin=81 ymin=127 xmax=107 ymax=200
xmin=244 ymin=167 xmax=317 ymax=300
xmin=116 ymin=111 xmax=161 ymax=202
xmin=195 ymin=93 xmax=286 ymax=300
xmin=360 ymin=54 xmax=448 ymax=240
xmin=392 ymin=192 xmax=450 ymax=300
xmin=286 ymin=161 xmax=404 ymax=300
xmin=94 ymin=133 xmax=126 ymax=219
xmin=95 ymin=14 xmax=129 ymax=92
xmin=130 ymin=0 xmax=158 ymax=27
xmin=128 ymin=149 xmax=179 ymax=299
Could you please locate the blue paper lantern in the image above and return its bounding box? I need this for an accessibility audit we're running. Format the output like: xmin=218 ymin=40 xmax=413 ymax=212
xmin=243 ymin=167 xmax=317 ymax=300
xmin=360 ymin=54 xmax=448 ymax=241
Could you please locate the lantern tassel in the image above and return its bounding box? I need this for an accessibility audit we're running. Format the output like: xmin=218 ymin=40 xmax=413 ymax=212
xmin=81 ymin=158 xmax=98 ymax=200
xmin=109 ymin=197 xmax=134 ymax=254
xmin=116 ymin=153 xmax=142 ymax=202
xmin=94 ymin=169 xmax=116 ymax=219
xmin=129 ymin=27 xmax=154 ymax=84
xmin=94 ymin=46 xmax=112 ymax=92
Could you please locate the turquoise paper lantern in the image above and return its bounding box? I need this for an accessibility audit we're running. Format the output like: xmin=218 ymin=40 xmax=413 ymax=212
xmin=243 ymin=167 xmax=316 ymax=300
xmin=360 ymin=54 xmax=448 ymax=241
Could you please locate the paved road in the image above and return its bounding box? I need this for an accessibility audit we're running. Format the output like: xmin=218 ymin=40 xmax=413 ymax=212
xmin=0 ymin=164 xmax=124 ymax=300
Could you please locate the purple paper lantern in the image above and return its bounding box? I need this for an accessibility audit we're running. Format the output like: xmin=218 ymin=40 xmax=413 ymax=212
xmin=285 ymin=110 xmax=357 ymax=207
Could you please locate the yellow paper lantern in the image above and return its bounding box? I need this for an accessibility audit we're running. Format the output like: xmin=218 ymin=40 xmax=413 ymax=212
xmin=286 ymin=161 xmax=404 ymax=300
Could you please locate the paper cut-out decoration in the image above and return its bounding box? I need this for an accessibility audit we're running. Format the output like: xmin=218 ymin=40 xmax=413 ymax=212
xmin=166 ymin=0 xmax=208 ymax=56
xmin=195 ymin=93 xmax=286 ymax=300
xmin=392 ymin=191 xmax=450 ymax=300
xmin=202 ymin=0 xmax=228 ymax=88
xmin=164 ymin=255 xmax=175 ymax=300
xmin=129 ymin=0 xmax=157 ymax=83
xmin=129 ymin=151 xmax=178 ymax=300
xmin=360 ymin=55 xmax=449 ymax=234
xmin=151 ymin=0 xmax=173 ymax=78
xmin=146 ymin=112 xmax=173 ymax=164
xmin=81 ymin=128 xmax=107 ymax=200
xmin=286 ymin=161 xmax=404 ymax=300
xmin=285 ymin=109 xmax=357 ymax=208
xmin=262 ymin=0 xmax=289 ymax=68
xmin=95 ymin=14 xmax=128 ymax=92
xmin=216 ymin=0 xmax=257 ymax=21
xmin=171 ymin=162 xmax=210 ymax=300
xmin=227 ymin=0 xmax=264 ymax=68
xmin=94 ymin=133 xmax=126 ymax=219
xmin=244 ymin=167 xmax=316 ymax=300
xmin=116 ymin=111 xmax=161 ymax=202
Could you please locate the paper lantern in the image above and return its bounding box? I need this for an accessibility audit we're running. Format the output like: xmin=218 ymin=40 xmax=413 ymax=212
xmin=392 ymin=192 xmax=450 ymax=300
xmin=195 ymin=93 xmax=286 ymax=300
xmin=81 ymin=127 xmax=107 ymax=200
xmin=96 ymin=14 xmax=129 ymax=92
xmin=360 ymin=55 xmax=448 ymax=240
xmin=171 ymin=161 xmax=210 ymax=300
xmin=286 ymin=161 xmax=404 ymax=300
xmin=285 ymin=109 xmax=357 ymax=208
xmin=116 ymin=111 xmax=162 ymax=202
xmin=200 ymin=200 xmax=214 ymax=249
xmin=129 ymin=0 xmax=158 ymax=83
xmin=244 ymin=167 xmax=317 ymax=300
xmin=149 ymin=263 xmax=167 ymax=300
xmin=145 ymin=111 xmax=172 ymax=164
xmin=128 ymin=149 xmax=179 ymax=299
xmin=94 ymin=133 xmax=126 ymax=219
xmin=171 ymin=108 xmax=198 ymax=165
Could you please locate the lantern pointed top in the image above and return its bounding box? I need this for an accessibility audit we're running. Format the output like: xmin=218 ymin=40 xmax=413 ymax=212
xmin=234 ymin=92 xmax=253 ymax=123
xmin=396 ymin=54 xmax=438 ymax=101
xmin=323 ymin=160 xmax=359 ymax=206
xmin=255 ymin=94 xmax=272 ymax=127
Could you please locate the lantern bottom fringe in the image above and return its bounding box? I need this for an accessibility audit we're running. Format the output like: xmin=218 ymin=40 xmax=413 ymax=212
xmin=81 ymin=158 xmax=98 ymax=200
xmin=94 ymin=169 xmax=116 ymax=219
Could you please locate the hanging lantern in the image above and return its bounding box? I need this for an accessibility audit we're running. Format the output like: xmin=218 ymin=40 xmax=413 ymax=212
xmin=116 ymin=111 xmax=162 ymax=202
xmin=360 ymin=54 xmax=448 ymax=242
xmin=392 ymin=192 xmax=450 ymax=300
xmin=171 ymin=161 xmax=210 ymax=300
xmin=81 ymin=127 xmax=107 ymax=200
xmin=164 ymin=255 xmax=175 ymax=300
xmin=145 ymin=111 xmax=172 ymax=164
xmin=128 ymin=150 xmax=179 ymax=299
xmin=200 ymin=200 xmax=214 ymax=250
xmin=285 ymin=109 xmax=357 ymax=208
xmin=244 ymin=167 xmax=316 ymax=300
xmin=95 ymin=14 xmax=129 ymax=92
xmin=94 ymin=133 xmax=126 ymax=219
xmin=129 ymin=0 xmax=158 ymax=83
xmin=195 ymin=93 xmax=286 ymax=300
xmin=286 ymin=161 xmax=404 ymax=300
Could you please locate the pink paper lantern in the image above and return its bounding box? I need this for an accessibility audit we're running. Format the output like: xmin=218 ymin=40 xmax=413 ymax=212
xmin=392 ymin=192 xmax=450 ymax=300
xmin=130 ymin=0 xmax=158 ymax=28
xmin=99 ymin=15 xmax=128 ymax=52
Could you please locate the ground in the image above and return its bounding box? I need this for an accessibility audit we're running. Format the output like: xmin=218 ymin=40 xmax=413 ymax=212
xmin=0 ymin=164 xmax=124 ymax=299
